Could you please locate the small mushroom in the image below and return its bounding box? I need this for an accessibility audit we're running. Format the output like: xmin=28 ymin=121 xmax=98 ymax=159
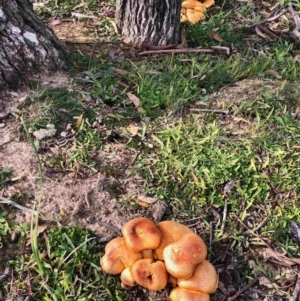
xmin=169 ymin=287 xmax=210 ymax=301
xmin=155 ymin=221 xmax=194 ymax=260
xmin=177 ymin=260 xmax=218 ymax=294
xmin=163 ymin=233 xmax=207 ymax=279
xmin=122 ymin=217 xmax=162 ymax=259
xmin=181 ymin=0 xmax=206 ymax=25
xmin=201 ymin=0 xmax=215 ymax=8
xmin=120 ymin=266 xmax=136 ymax=289
xmin=131 ymin=258 xmax=168 ymax=291
xmin=100 ymin=237 xmax=142 ymax=275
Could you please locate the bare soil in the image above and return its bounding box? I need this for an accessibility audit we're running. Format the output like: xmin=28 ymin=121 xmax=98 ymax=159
xmin=0 ymin=80 xmax=169 ymax=239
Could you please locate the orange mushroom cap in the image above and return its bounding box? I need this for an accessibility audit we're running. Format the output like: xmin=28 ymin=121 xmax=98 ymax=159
xmin=163 ymin=233 xmax=207 ymax=279
xmin=100 ymin=237 xmax=142 ymax=275
xmin=131 ymin=258 xmax=168 ymax=291
xmin=122 ymin=217 xmax=162 ymax=254
xmin=155 ymin=221 xmax=194 ymax=260
xmin=181 ymin=0 xmax=214 ymax=24
xmin=186 ymin=8 xmax=205 ymax=25
xmin=170 ymin=287 xmax=210 ymax=301
xmin=177 ymin=260 xmax=218 ymax=294
xmin=182 ymin=0 xmax=206 ymax=11
xmin=200 ymin=0 xmax=215 ymax=8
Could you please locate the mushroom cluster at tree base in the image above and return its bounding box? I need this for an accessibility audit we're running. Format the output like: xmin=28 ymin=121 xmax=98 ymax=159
xmin=181 ymin=0 xmax=215 ymax=25
xmin=100 ymin=217 xmax=218 ymax=300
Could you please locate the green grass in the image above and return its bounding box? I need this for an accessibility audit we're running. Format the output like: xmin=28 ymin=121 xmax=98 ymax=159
xmin=22 ymin=87 xmax=89 ymax=131
xmin=0 ymin=211 xmax=10 ymax=236
xmin=71 ymin=39 xmax=299 ymax=119
xmin=19 ymin=87 xmax=102 ymax=175
xmin=32 ymin=0 xmax=117 ymax=41
xmin=33 ymin=0 xmax=106 ymax=18
xmin=4 ymin=227 xmax=123 ymax=301
xmin=0 ymin=168 xmax=12 ymax=189
xmin=132 ymin=84 xmax=300 ymax=248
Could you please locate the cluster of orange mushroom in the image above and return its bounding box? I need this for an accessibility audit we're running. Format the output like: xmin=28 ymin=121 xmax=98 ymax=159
xmin=100 ymin=217 xmax=218 ymax=301
xmin=181 ymin=0 xmax=215 ymax=25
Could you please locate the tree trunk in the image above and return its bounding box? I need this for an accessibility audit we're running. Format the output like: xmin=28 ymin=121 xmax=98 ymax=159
xmin=115 ymin=0 xmax=182 ymax=47
xmin=0 ymin=0 xmax=70 ymax=90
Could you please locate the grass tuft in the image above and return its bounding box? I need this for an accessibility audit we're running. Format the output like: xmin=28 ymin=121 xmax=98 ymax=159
xmin=5 ymin=227 xmax=120 ymax=301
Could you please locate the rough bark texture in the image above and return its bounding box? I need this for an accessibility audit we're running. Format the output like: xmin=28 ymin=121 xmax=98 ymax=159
xmin=0 ymin=0 xmax=70 ymax=90
xmin=116 ymin=0 xmax=181 ymax=47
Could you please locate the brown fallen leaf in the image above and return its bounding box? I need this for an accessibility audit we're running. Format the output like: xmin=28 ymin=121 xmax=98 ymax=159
xmin=151 ymin=134 xmax=164 ymax=146
xmin=126 ymin=93 xmax=143 ymax=112
xmin=208 ymin=31 xmax=223 ymax=42
xmin=132 ymin=199 xmax=150 ymax=208
xmin=137 ymin=195 xmax=158 ymax=204
xmin=106 ymin=113 xmax=120 ymax=120
xmin=115 ymin=68 xmax=127 ymax=75
xmin=26 ymin=224 xmax=48 ymax=246
xmin=126 ymin=124 xmax=139 ymax=136
xmin=191 ymin=171 xmax=199 ymax=184
xmin=76 ymin=113 xmax=84 ymax=127
xmin=259 ymin=247 xmax=300 ymax=267
xmin=255 ymin=26 xmax=268 ymax=39
xmin=264 ymin=69 xmax=282 ymax=79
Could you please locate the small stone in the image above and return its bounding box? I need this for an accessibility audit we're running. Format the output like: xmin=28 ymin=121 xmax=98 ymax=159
xmin=33 ymin=124 xmax=56 ymax=140
xmin=19 ymin=95 xmax=28 ymax=103
xmin=259 ymin=276 xmax=273 ymax=289
xmin=96 ymin=115 xmax=103 ymax=124
xmin=111 ymin=202 xmax=121 ymax=209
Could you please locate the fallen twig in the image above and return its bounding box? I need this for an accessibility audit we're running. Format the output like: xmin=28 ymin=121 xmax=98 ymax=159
xmin=0 ymin=263 xmax=12 ymax=283
xmin=221 ymin=198 xmax=227 ymax=232
xmin=227 ymin=278 xmax=258 ymax=301
xmin=234 ymin=214 xmax=300 ymax=267
xmin=84 ymin=191 xmax=91 ymax=208
xmin=290 ymin=276 xmax=300 ymax=301
xmin=138 ymin=46 xmax=230 ymax=56
xmin=248 ymin=2 xmax=300 ymax=43
xmin=256 ymin=25 xmax=279 ymax=40
xmin=208 ymin=221 xmax=213 ymax=261
xmin=0 ymin=139 xmax=13 ymax=147
xmin=249 ymin=9 xmax=287 ymax=27
xmin=288 ymin=2 xmax=300 ymax=40
xmin=250 ymin=216 xmax=269 ymax=233
xmin=0 ymin=196 xmax=38 ymax=215
xmin=190 ymin=108 xmax=230 ymax=115
xmin=64 ymin=236 xmax=95 ymax=262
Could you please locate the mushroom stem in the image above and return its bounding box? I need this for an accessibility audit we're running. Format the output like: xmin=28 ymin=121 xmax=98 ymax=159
xmin=121 ymin=267 xmax=136 ymax=289
xmin=142 ymin=249 xmax=154 ymax=260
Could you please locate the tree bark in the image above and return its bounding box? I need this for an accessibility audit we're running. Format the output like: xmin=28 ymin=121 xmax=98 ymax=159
xmin=115 ymin=0 xmax=182 ymax=47
xmin=0 ymin=0 xmax=70 ymax=90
